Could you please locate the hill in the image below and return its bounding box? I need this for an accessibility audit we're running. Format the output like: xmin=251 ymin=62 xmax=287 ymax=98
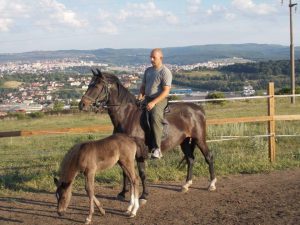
xmin=0 ymin=44 xmax=299 ymax=65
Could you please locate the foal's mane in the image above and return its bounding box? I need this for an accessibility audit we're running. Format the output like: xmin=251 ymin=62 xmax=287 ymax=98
xmin=59 ymin=144 xmax=81 ymax=181
xmin=103 ymin=73 xmax=137 ymax=104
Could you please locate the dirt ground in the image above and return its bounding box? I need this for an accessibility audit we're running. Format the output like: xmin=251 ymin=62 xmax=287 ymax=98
xmin=0 ymin=168 xmax=299 ymax=225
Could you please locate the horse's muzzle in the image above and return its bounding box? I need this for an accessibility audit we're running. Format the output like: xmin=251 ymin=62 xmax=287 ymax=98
xmin=78 ymin=101 xmax=86 ymax=111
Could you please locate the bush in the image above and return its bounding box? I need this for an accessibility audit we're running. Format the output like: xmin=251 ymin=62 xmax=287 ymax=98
xmin=28 ymin=111 xmax=44 ymax=119
xmin=168 ymin=95 xmax=182 ymax=101
xmin=206 ymin=92 xmax=226 ymax=105
xmin=276 ymin=86 xmax=300 ymax=95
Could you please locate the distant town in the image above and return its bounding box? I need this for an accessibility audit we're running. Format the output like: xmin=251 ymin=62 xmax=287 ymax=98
xmin=0 ymin=57 xmax=254 ymax=115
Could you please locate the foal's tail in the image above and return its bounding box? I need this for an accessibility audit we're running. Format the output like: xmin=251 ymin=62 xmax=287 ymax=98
xmin=132 ymin=137 xmax=149 ymax=160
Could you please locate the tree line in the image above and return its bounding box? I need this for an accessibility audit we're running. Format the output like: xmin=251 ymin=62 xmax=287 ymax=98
xmin=173 ymin=60 xmax=300 ymax=92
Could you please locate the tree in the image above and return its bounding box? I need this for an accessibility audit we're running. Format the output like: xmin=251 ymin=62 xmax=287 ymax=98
xmin=53 ymin=100 xmax=64 ymax=111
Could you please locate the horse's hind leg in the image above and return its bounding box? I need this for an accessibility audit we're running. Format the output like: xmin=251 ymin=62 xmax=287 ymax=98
xmin=137 ymin=158 xmax=148 ymax=205
xmin=117 ymin=171 xmax=130 ymax=201
xmin=196 ymin=139 xmax=217 ymax=191
xmin=180 ymin=138 xmax=196 ymax=193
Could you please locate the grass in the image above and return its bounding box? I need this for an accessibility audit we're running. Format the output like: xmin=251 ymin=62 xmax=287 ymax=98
xmin=0 ymin=98 xmax=299 ymax=195
xmin=2 ymin=81 xmax=23 ymax=88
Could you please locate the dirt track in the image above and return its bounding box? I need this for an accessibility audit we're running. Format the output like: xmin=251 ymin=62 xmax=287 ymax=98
xmin=0 ymin=168 xmax=299 ymax=225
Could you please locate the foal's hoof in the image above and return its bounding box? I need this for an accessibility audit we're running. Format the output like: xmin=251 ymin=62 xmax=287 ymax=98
xmin=99 ymin=208 xmax=106 ymax=216
xmin=125 ymin=210 xmax=136 ymax=218
xmin=139 ymin=199 xmax=147 ymax=206
xmin=129 ymin=213 xmax=136 ymax=218
xmin=85 ymin=218 xmax=92 ymax=225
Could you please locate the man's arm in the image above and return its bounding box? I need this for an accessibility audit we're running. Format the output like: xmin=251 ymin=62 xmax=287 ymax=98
xmin=146 ymin=86 xmax=170 ymax=111
xmin=137 ymin=84 xmax=145 ymax=100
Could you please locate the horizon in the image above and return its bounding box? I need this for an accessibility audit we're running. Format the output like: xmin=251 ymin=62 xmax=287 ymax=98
xmin=0 ymin=0 xmax=299 ymax=54
xmin=1 ymin=43 xmax=300 ymax=55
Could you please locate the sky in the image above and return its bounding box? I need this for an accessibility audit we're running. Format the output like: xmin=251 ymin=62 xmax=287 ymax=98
xmin=0 ymin=0 xmax=299 ymax=53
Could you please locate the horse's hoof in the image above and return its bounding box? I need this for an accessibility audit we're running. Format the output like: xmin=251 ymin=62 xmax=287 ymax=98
xmin=125 ymin=210 xmax=131 ymax=215
xmin=181 ymin=186 xmax=189 ymax=193
xmin=139 ymin=199 xmax=147 ymax=206
xmin=117 ymin=194 xmax=126 ymax=201
xmin=208 ymin=186 xmax=216 ymax=192
xmin=208 ymin=178 xmax=217 ymax=192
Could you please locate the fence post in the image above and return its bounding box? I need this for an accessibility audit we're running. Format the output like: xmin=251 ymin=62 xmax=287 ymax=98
xmin=268 ymin=82 xmax=276 ymax=162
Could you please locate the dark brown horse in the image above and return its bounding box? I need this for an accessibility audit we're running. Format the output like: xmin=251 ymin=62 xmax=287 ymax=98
xmin=54 ymin=133 xmax=148 ymax=224
xmin=79 ymin=69 xmax=217 ymax=204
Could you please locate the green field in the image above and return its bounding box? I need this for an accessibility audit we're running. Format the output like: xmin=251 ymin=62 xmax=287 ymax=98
xmin=0 ymin=98 xmax=299 ymax=195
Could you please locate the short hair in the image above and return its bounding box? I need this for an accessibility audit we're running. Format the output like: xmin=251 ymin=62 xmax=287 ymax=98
xmin=151 ymin=48 xmax=163 ymax=58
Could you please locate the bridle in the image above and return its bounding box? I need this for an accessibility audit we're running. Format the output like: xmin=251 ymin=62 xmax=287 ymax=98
xmin=82 ymin=79 xmax=111 ymax=108
xmin=82 ymin=79 xmax=125 ymax=109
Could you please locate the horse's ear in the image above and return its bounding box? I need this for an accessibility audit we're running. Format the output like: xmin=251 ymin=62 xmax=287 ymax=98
xmin=96 ymin=68 xmax=103 ymax=78
xmin=54 ymin=177 xmax=60 ymax=187
xmin=91 ymin=68 xmax=97 ymax=76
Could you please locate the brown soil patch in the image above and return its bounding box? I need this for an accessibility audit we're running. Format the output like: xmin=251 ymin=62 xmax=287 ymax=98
xmin=1 ymin=168 xmax=299 ymax=225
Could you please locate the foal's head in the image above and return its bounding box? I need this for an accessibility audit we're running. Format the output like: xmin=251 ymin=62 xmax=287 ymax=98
xmin=54 ymin=177 xmax=72 ymax=216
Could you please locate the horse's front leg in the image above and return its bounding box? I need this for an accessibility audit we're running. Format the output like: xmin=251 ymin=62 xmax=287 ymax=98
xmin=84 ymin=171 xmax=96 ymax=224
xmin=117 ymin=170 xmax=130 ymax=201
xmin=137 ymin=158 xmax=148 ymax=205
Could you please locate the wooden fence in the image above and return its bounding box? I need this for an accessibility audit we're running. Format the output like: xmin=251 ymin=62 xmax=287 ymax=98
xmin=1 ymin=83 xmax=299 ymax=162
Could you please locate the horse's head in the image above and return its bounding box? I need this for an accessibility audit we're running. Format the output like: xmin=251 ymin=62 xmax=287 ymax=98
xmin=54 ymin=177 xmax=72 ymax=216
xmin=79 ymin=69 xmax=111 ymax=111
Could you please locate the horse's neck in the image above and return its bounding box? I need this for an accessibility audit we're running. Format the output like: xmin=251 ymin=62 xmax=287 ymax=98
xmin=107 ymin=103 xmax=141 ymax=133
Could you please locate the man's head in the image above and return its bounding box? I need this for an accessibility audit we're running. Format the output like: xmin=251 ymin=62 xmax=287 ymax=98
xmin=150 ymin=48 xmax=163 ymax=69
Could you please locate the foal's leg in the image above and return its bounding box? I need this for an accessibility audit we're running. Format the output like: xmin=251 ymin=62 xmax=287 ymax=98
xmin=84 ymin=170 xmax=97 ymax=224
xmin=137 ymin=158 xmax=148 ymax=205
xmin=180 ymin=138 xmax=196 ymax=193
xmin=119 ymin=161 xmax=139 ymax=217
xmin=196 ymin=139 xmax=217 ymax=191
xmin=125 ymin=168 xmax=139 ymax=217
xmin=93 ymin=196 xmax=106 ymax=215
xmin=117 ymin=171 xmax=130 ymax=201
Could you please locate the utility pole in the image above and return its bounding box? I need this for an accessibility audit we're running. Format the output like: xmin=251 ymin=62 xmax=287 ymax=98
xmin=283 ymin=0 xmax=297 ymax=103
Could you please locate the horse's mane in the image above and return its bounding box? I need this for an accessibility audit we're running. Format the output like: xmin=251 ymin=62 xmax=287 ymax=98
xmin=103 ymin=73 xmax=137 ymax=104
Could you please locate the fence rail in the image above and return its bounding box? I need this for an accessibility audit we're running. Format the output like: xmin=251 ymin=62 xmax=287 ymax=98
xmin=0 ymin=83 xmax=299 ymax=162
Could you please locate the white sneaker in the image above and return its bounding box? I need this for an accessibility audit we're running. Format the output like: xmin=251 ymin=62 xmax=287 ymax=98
xmin=151 ymin=148 xmax=162 ymax=159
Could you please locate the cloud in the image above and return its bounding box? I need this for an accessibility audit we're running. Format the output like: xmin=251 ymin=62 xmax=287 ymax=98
xmin=97 ymin=21 xmax=118 ymax=35
xmin=186 ymin=0 xmax=202 ymax=14
xmin=38 ymin=0 xmax=88 ymax=29
xmin=0 ymin=0 xmax=29 ymax=32
xmin=231 ymin=0 xmax=277 ymax=15
xmin=94 ymin=1 xmax=179 ymax=35
xmin=116 ymin=1 xmax=179 ymax=25
xmin=0 ymin=18 xmax=12 ymax=32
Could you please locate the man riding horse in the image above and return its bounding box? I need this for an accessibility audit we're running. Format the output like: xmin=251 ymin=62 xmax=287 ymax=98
xmin=137 ymin=48 xmax=172 ymax=159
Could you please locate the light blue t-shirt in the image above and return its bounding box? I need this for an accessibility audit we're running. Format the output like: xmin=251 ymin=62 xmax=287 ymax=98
xmin=142 ymin=65 xmax=172 ymax=98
